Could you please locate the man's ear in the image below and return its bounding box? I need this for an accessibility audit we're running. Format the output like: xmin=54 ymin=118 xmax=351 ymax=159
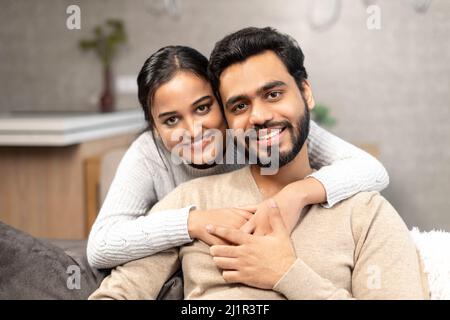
xmin=301 ymin=80 xmax=315 ymax=111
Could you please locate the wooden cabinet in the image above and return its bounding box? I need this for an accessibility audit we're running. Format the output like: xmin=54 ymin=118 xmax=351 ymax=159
xmin=0 ymin=111 xmax=145 ymax=239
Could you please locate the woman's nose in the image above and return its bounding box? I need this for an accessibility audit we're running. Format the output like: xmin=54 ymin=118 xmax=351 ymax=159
xmin=183 ymin=119 xmax=203 ymax=141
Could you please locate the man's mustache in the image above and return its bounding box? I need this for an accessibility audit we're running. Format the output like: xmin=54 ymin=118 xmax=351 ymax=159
xmin=253 ymin=120 xmax=293 ymax=132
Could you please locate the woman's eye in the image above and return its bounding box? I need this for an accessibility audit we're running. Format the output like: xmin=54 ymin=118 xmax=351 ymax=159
xmin=267 ymin=91 xmax=282 ymax=100
xmin=165 ymin=116 xmax=179 ymax=126
xmin=195 ymin=104 xmax=210 ymax=114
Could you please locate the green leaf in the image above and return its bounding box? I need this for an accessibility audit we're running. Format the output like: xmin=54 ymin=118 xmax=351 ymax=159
xmin=78 ymin=18 xmax=127 ymax=66
xmin=312 ymin=103 xmax=337 ymax=128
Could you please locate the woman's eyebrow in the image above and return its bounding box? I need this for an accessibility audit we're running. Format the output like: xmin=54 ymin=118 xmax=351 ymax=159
xmin=191 ymin=95 xmax=211 ymax=106
xmin=158 ymin=111 xmax=178 ymax=119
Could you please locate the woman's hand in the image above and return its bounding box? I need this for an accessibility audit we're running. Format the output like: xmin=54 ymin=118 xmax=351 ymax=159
xmin=208 ymin=199 xmax=297 ymax=289
xmin=188 ymin=208 xmax=255 ymax=246
xmin=240 ymin=177 xmax=326 ymax=236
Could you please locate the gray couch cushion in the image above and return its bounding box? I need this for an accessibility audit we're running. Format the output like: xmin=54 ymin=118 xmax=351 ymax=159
xmin=0 ymin=221 xmax=102 ymax=299
xmin=44 ymin=238 xmax=184 ymax=300
xmin=0 ymin=221 xmax=183 ymax=299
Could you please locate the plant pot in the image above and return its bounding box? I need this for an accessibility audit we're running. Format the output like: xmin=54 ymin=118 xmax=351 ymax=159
xmin=100 ymin=65 xmax=115 ymax=113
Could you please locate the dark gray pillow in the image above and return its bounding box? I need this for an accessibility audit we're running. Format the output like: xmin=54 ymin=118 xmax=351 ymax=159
xmin=0 ymin=221 xmax=183 ymax=300
xmin=0 ymin=221 xmax=103 ymax=299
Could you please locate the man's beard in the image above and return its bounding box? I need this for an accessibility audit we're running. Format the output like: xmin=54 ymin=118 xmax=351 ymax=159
xmin=248 ymin=103 xmax=310 ymax=169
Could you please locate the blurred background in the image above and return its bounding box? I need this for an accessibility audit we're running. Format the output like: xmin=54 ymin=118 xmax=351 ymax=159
xmin=0 ymin=0 xmax=449 ymax=239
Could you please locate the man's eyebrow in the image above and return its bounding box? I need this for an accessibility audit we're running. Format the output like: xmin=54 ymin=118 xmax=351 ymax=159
xmin=256 ymin=80 xmax=287 ymax=96
xmin=225 ymin=81 xmax=287 ymax=109
xmin=225 ymin=94 xmax=248 ymax=109
xmin=191 ymin=95 xmax=212 ymax=106
xmin=158 ymin=111 xmax=177 ymax=119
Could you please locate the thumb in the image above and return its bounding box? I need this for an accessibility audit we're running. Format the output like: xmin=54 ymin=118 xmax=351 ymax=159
xmin=236 ymin=204 xmax=258 ymax=213
xmin=240 ymin=218 xmax=256 ymax=234
xmin=267 ymin=199 xmax=287 ymax=234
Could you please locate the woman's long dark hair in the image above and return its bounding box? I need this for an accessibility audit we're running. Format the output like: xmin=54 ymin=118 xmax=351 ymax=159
xmin=137 ymin=46 xmax=209 ymax=130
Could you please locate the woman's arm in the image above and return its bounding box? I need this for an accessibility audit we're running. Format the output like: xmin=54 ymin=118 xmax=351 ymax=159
xmin=307 ymin=120 xmax=389 ymax=208
xmin=87 ymin=133 xmax=252 ymax=269
xmin=241 ymin=120 xmax=390 ymax=234
xmin=87 ymin=134 xmax=194 ymax=269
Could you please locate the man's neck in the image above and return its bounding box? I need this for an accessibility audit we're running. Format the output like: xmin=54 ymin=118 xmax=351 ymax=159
xmin=250 ymin=145 xmax=313 ymax=198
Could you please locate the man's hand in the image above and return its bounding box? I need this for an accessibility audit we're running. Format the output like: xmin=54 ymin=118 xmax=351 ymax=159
xmin=188 ymin=208 xmax=254 ymax=246
xmin=207 ymin=199 xmax=297 ymax=289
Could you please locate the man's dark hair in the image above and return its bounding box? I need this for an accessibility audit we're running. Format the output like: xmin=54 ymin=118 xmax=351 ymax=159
xmin=208 ymin=27 xmax=308 ymax=104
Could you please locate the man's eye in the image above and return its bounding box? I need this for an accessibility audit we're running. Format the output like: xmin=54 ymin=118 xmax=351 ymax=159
xmin=165 ymin=117 xmax=179 ymax=126
xmin=267 ymin=91 xmax=282 ymax=100
xmin=195 ymin=104 xmax=210 ymax=114
xmin=232 ymin=103 xmax=248 ymax=113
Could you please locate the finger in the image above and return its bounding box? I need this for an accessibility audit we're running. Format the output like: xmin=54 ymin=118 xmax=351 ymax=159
xmin=253 ymin=228 xmax=264 ymax=236
xmin=253 ymin=226 xmax=271 ymax=236
xmin=236 ymin=205 xmax=258 ymax=213
xmin=212 ymin=257 xmax=239 ymax=270
xmin=204 ymin=234 xmax=230 ymax=246
xmin=234 ymin=209 xmax=254 ymax=220
xmin=206 ymin=225 xmax=252 ymax=245
xmin=229 ymin=217 xmax=248 ymax=230
xmin=240 ymin=219 xmax=256 ymax=234
xmin=250 ymin=207 xmax=271 ymax=235
xmin=222 ymin=270 xmax=241 ymax=283
xmin=210 ymin=245 xmax=239 ymax=258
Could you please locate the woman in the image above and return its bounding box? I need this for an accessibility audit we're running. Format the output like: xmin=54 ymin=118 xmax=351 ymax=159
xmin=87 ymin=45 xmax=389 ymax=270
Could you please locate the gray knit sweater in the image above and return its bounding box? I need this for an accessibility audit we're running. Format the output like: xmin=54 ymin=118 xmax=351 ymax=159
xmin=87 ymin=121 xmax=389 ymax=269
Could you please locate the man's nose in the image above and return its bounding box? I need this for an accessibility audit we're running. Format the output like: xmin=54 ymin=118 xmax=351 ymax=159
xmin=249 ymin=101 xmax=274 ymax=126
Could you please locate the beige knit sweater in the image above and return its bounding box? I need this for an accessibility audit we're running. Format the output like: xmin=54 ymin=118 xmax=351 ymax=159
xmin=89 ymin=167 xmax=428 ymax=300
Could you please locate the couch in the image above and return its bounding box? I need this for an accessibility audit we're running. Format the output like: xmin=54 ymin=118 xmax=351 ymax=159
xmin=0 ymin=221 xmax=182 ymax=300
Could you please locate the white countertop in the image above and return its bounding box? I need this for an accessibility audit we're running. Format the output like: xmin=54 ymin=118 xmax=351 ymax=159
xmin=0 ymin=110 xmax=147 ymax=146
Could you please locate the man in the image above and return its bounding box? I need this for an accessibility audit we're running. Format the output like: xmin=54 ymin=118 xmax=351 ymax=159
xmin=89 ymin=27 xmax=428 ymax=300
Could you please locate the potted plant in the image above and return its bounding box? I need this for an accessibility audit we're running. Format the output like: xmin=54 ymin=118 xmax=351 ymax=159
xmin=312 ymin=103 xmax=336 ymax=128
xmin=79 ymin=19 xmax=127 ymax=113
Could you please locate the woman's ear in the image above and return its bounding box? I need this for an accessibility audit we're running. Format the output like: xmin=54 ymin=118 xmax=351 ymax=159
xmin=301 ymin=80 xmax=315 ymax=111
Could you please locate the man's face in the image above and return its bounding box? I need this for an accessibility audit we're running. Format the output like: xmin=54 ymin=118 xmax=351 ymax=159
xmin=219 ymin=50 xmax=315 ymax=168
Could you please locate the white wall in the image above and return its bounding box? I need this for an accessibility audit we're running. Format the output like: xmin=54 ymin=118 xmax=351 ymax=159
xmin=1 ymin=0 xmax=449 ymax=230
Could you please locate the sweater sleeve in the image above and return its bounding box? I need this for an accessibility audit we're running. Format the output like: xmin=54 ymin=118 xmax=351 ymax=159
xmin=273 ymin=258 xmax=353 ymax=299
xmin=88 ymin=247 xmax=180 ymax=300
xmin=273 ymin=193 xmax=427 ymax=300
xmin=87 ymin=134 xmax=193 ymax=270
xmin=89 ymin=180 xmax=191 ymax=300
xmin=306 ymin=121 xmax=389 ymax=208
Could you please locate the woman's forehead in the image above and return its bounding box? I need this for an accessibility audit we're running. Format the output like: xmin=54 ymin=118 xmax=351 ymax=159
xmin=153 ymin=71 xmax=212 ymax=113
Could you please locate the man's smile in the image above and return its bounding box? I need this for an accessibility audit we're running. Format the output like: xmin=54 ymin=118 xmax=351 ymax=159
xmin=255 ymin=126 xmax=287 ymax=146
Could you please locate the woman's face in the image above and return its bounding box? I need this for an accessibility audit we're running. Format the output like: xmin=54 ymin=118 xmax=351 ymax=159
xmin=151 ymin=71 xmax=227 ymax=165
